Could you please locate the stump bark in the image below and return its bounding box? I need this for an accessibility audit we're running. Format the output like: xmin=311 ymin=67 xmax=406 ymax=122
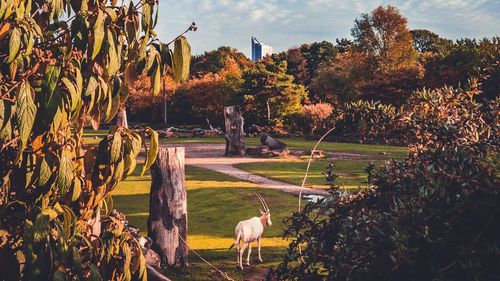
xmin=116 ymin=106 xmax=128 ymax=128
xmin=148 ymin=147 xmax=188 ymax=267
xmin=224 ymin=105 xmax=245 ymax=155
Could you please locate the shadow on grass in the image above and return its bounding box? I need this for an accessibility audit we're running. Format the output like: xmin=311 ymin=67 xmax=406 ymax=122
xmin=162 ymin=246 xmax=287 ymax=281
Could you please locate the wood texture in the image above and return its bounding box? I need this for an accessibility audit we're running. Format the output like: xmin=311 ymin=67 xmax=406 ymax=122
xmin=148 ymin=147 xmax=188 ymax=267
xmin=116 ymin=106 xmax=128 ymax=128
xmin=224 ymin=105 xmax=246 ymax=155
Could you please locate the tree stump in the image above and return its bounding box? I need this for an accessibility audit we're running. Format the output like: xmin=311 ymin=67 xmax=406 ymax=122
xmin=224 ymin=105 xmax=246 ymax=155
xmin=148 ymin=147 xmax=188 ymax=267
xmin=116 ymin=106 xmax=128 ymax=128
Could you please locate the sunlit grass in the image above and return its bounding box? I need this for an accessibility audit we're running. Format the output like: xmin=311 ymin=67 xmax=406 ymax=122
xmin=237 ymin=159 xmax=386 ymax=189
xmin=112 ymin=165 xmax=296 ymax=280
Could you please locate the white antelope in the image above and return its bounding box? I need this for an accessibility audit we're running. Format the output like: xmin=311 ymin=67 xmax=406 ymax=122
xmin=229 ymin=193 xmax=272 ymax=269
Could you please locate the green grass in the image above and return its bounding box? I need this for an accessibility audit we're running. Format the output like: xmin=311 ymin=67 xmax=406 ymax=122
xmin=164 ymin=136 xmax=408 ymax=159
xmin=84 ymin=127 xmax=408 ymax=159
xmin=237 ymin=160 xmax=382 ymax=189
xmin=112 ymin=165 xmax=297 ymax=280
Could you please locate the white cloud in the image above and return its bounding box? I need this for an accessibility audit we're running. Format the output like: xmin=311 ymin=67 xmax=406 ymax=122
xmin=155 ymin=0 xmax=500 ymax=57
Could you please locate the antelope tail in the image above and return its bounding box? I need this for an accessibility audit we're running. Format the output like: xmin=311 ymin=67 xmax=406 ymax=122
xmin=229 ymin=231 xmax=241 ymax=250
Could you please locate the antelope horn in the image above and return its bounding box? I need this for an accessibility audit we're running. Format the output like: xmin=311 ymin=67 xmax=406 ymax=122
xmin=255 ymin=193 xmax=269 ymax=213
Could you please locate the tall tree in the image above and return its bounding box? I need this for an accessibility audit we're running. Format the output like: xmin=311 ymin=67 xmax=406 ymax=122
xmin=351 ymin=5 xmax=418 ymax=72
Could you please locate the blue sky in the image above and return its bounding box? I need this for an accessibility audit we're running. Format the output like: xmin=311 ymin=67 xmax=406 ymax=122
xmin=156 ymin=0 xmax=500 ymax=57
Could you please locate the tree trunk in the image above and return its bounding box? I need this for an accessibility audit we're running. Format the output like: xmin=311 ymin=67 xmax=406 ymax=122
xmin=116 ymin=106 xmax=128 ymax=128
xmin=266 ymin=99 xmax=271 ymax=125
xmin=224 ymin=106 xmax=245 ymax=155
xmin=148 ymin=147 xmax=188 ymax=267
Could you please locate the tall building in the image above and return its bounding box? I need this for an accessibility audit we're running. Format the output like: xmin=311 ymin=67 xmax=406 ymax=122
xmin=251 ymin=36 xmax=273 ymax=62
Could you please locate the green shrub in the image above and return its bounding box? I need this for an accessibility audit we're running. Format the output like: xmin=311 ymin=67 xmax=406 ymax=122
xmin=273 ymin=86 xmax=500 ymax=280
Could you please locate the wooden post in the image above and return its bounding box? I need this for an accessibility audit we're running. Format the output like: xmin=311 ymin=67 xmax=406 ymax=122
xmin=116 ymin=106 xmax=128 ymax=128
xmin=224 ymin=105 xmax=245 ymax=155
xmin=148 ymin=147 xmax=188 ymax=267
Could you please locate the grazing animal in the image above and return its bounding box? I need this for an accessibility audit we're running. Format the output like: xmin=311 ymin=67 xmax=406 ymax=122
xmin=230 ymin=193 xmax=272 ymax=269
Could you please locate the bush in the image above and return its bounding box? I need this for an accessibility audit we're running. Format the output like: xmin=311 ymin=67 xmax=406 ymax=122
xmin=328 ymin=100 xmax=409 ymax=145
xmin=302 ymin=103 xmax=333 ymax=135
xmin=273 ymin=85 xmax=500 ymax=280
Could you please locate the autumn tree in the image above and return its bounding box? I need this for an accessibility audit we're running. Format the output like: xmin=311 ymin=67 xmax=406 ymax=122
xmin=311 ymin=6 xmax=422 ymax=104
xmin=351 ymin=5 xmax=418 ymax=72
xmin=0 ymin=0 xmax=191 ymax=280
xmin=190 ymin=46 xmax=252 ymax=78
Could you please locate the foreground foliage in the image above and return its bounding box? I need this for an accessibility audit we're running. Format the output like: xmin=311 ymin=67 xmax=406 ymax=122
xmin=0 ymin=0 xmax=191 ymax=280
xmin=274 ymin=86 xmax=500 ymax=280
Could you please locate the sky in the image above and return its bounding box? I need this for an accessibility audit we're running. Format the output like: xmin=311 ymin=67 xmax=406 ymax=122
xmin=156 ymin=0 xmax=500 ymax=57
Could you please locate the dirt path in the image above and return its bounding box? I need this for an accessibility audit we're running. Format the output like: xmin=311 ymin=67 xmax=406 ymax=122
xmin=162 ymin=143 xmax=330 ymax=196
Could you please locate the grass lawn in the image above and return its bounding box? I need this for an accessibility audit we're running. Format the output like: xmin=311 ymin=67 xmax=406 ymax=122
xmin=111 ymin=165 xmax=298 ymax=281
xmin=236 ymin=159 xmax=384 ymax=189
xmin=84 ymin=128 xmax=408 ymax=159
xmin=166 ymin=137 xmax=407 ymax=158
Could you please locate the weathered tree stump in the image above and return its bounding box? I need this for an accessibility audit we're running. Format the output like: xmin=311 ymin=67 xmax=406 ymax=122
xmin=148 ymin=147 xmax=188 ymax=267
xmin=224 ymin=105 xmax=245 ymax=155
xmin=116 ymin=106 xmax=128 ymax=128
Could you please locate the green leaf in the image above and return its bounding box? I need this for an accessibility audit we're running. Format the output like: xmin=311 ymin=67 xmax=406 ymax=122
xmin=33 ymin=213 xmax=50 ymax=242
xmin=15 ymin=81 xmax=36 ymax=156
xmin=42 ymin=65 xmax=62 ymax=105
xmin=113 ymin=158 xmax=124 ymax=181
xmin=105 ymin=77 xmax=121 ymax=123
xmin=0 ymin=115 xmax=11 ymax=140
xmin=71 ymin=14 xmax=88 ymax=51
xmin=110 ymin=131 xmax=122 ymax=163
xmin=173 ymin=35 xmax=191 ymax=83
xmin=141 ymin=2 xmax=151 ymax=31
xmin=122 ymin=243 xmax=132 ymax=281
xmin=160 ymin=43 xmax=173 ymax=69
xmin=140 ymin=127 xmax=158 ymax=176
xmin=0 ymin=99 xmax=11 ymax=131
xmin=85 ymin=75 xmax=98 ymax=97
xmin=123 ymin=153 xmax=136 ymax=178
xmin=151 ymin=62 xmax=161 ymax=96
xmin=25 ymin=30 xmax=34 ymax=56
xmin=38 ymin=155 xmax=53 ymax=186
xmin=131 ymin=132 xmax=142 ymax=156
xmin=138 ymin=254 xmax=147 ymax=281
xmin=106 ymin=29 xmax=119 ymax=76
xmin=91 ymin=9 xmax=104 ymax=60
xmin=56 ymin=147 xmax=74 ymax=196
xmin=7 ymin=27 xmax=20 ymax=63
xmin=71 ymin=177 xmax=82 ymax=202
xmin=61 ymin=77 xmax=79 ymax=111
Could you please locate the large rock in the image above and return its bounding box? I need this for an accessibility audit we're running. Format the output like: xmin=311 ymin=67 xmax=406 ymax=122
xmin=260 ymin=133 xmax=287 ymax=150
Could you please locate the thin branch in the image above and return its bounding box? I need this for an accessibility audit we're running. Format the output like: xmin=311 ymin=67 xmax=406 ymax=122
xmin=2 ymin=61 xmax=41 ymax=99
xmin=166 ymin=22 xmax=197 ymax=46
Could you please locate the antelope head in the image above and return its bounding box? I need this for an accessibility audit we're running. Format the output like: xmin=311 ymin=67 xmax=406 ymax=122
xmin=256 ymin=193 xmax=272 ymax=226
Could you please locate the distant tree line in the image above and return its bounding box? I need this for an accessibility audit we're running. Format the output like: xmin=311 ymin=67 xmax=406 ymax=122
xmin=127 ymin=6 xmax=499 ymax=139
